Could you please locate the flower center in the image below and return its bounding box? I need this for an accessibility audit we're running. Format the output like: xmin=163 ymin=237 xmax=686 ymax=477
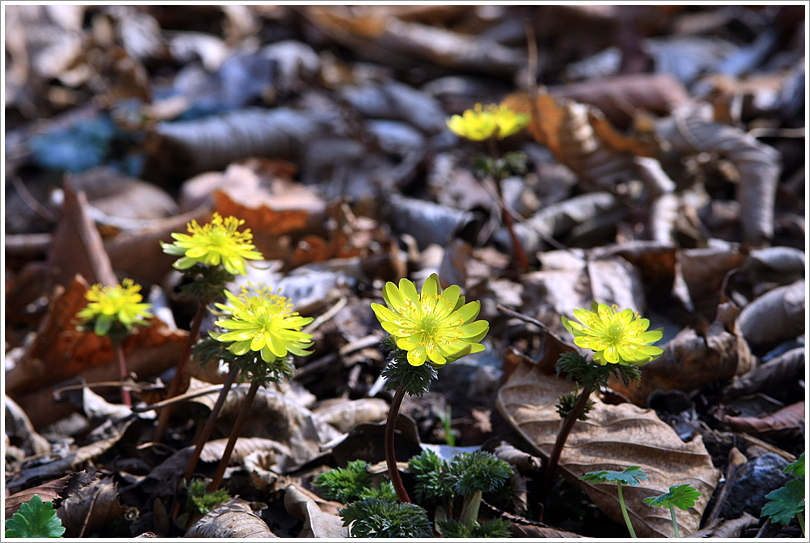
xmin=607 ymin=322 xmax=624 ymax=341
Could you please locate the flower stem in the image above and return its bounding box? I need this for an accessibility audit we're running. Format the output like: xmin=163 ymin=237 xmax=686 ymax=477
xmin=539 ymin=384 xmax=593 ymax=505
xmin=155 ymin=301 xmax=207 ymax=441
xmin=486 ymin=137 xmax=529 ymax=273
xmin=617 ymin=482 xmax=637 ymax=538
xmin=459 ymin=490 xmax=483 ymax=528
xmin=111 ymin=339 xmax=131 ymax=407
xmin=182 ymin=364 xmax=239 ymax=485
xmin=669 ymin=503 xmax=680 ymax=538
xmin=797 ymin=512 xmax=805 ymax=538
xmin=208 ymin=380 xmax=260 ymax=493
xmin=385 ymin=384 xmax=411 ymax=503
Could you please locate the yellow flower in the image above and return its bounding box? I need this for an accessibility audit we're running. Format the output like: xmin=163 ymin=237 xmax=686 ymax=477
xmin=371 ymin=274 xmax=489 ymax=367
xmin=76 ymin=279 xmax=153 ymax=337
xmin=446 ymin=104 xmax=529 ymax=141
xmin=162 ymin=213 xmax=263 ymax=276
xmin=212 ymin=284 xmax=314 ymax=363
xmin=561 ymin=302 xmax=663 ymax=366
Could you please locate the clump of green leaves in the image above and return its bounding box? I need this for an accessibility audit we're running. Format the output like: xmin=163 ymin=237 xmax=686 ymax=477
xmin=340 ymin=499 xmax=432 ymax=538
xmin=437 ymin=517 xmax=512 ymax=538
xmin=644 ymin=483 xmax=701 ymax=538
xmin=409 ymin=449 xmax=514 ymax=537
xmin=186 ymin=478 xmax=231 ymax=516
xmin=5 ymin=494 xmax=66 ymax=538
xmin=555 ymin=383 xmax=595 ymax=420
xmin=314 ymin=460 xmax=386 ymax=504
xmin=762 ymin=452 xmax=805 ymax=537
xmin=580 ymin=466 xmax=648 ymax=538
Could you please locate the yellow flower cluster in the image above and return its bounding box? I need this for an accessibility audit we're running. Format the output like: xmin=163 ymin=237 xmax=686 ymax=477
xmin=212 ymin=284 xmax=313 ymax=363
xmin=562 ymin=302 xmax=663 ymax=366
xmin=371 ymin=274 xmax=489 ymax=367
xmin=446 ymin=103 xmax=530 ymax=141
xmin=76 ymin=279 xmax=153 ymax=337
xmin=162 ymin=213 xmax=263 ymax=276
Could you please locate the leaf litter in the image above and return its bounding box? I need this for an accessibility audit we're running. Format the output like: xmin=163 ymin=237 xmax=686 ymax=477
xmin=3 ymin=5 xmax=805 ymax=539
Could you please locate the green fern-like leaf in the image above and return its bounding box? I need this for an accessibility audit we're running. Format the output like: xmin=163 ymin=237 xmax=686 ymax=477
xmin=472 ymin=518 xmax=512 ymax=538
xmin=340 ymin=498 xmax=432 ymax=538
xmin=762 ymin=479 xmax=805 ymax=525
xmin=643 ymin=484 xmax=701 ymax=510
xmin=5 ymin=494 xmax=66 ymax=538
xmin=580 ymin=466 xmax=648 ymax=486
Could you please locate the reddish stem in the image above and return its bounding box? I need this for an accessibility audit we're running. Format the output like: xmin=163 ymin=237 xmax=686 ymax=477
xmin=112 ymin=339 xmax=131 ymax=407
xmin=182 ymin=364 xmax=239 ymax=485
xmin=539 ymin=385 xmax=593 ymax=506
xmin=154 ymin=302 xmax=207 ymax=441
xmin=385 ymin=384 xmax=411 ymax=503
xmin=208 ymin=380 xmax=260 ymax=493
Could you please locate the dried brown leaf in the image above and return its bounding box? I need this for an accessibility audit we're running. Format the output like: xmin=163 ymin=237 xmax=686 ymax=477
xmin=48 ymin=180 xmax=117 ymax=289
xmin=314 ymin=398 xmax=389 ymax=434
xmin=723 ymin=401 xmax=805 ymax=438
xmin=184 ymin=498 xmax=276 ymax=538
xmin=549 ymin=74 xmax=689 ymax=130
xmin=655 ymin=105 xmax=781 ymax=244
xmin=723 ymin=347 xmax=804 ymax=401
xmin=497 ymin=361 xmax=720 ymax=538
xmin=56 ymin=478 xmax=128 ymax=538
xmin=736 ymin=280 xmax=805 ymax=347
xmin=283 ymin=484 xmax=348 ymax=538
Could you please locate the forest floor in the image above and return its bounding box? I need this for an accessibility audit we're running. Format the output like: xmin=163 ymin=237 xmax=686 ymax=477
xmin=4 ymin=4 xmax=806 ymax=539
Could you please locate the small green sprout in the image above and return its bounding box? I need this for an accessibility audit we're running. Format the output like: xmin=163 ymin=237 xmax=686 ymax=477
xmin=643 ymin=483 xmax=701 ymax=538
xmin=5 ymin=494 xmax=66 ymax=538
xmin=438 ymin=405 xmax=456 ymax=447
xmin=762 ymin=452 xmax=805 ymax=537
xmin=340 ymin=499 xmax=432 ymax=538
xmin=580 ymin=466 xmax=648 ymax=538
xmin=186 ymin=479 xmax=231 ymax=516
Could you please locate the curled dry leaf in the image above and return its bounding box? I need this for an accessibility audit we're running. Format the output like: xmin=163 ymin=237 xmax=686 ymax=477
xmin=688 ymin=511 xmax=758 ymax=538
xmin=6 ymin=418 xmax=133 ymax=495
xmin=677 ymin=245 xmax=746 ymax=321
xmin=497 ymin=361 xmax=720 ymax=538
xmin=304 ymin=6 xmax=525 ymax=77
xmin=736 ymin=280 xmax=805 ymax=348
xmin=723 ymin=347 xmax=804 ymax=402
xmin=549 ymin=73 xmax=690 ymax=130
xmin=143 ymin=108 xmax=334 ymax=181
xmin=48 ymin=180 xmax=117 ymax=290
xmin=655 ymin=104 xmax=781 ymax=244
xmin=4 ymin=472 xmax=94 ymax=518
xmin=610 ymin=302 xmax=753 ymax=406
xmin=5 ymin=395 xmax=51 ymax=457
xmin=55 ymin=477 xmax=128 ymax=538
xmin=283 ymin=484 xmax=348 ymax=538
xmin=184 ymin=498 xmax=276 ymax=538
xmin=511 ymin=192 xmax=621 ymax=255
xmin=722 ymin=401 xmax=805 ymax=439
xmin=313 ymin=398 xmax=389 ymax=434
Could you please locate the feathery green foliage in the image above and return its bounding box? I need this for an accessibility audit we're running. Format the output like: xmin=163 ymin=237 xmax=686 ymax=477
xmin=186 ymin=479 xmax=230 ymax=516
xmin=340 ymin=499 xmax=432 ymax=538
xmin=408 ymin=449 xmax=453 ymax=504
xmin=380 ymin=337 xmax=438 ymax=396
xmin=444 ymin=451 xmax=513 ymax=495
xmin=437 ymin=517 xmax=512 ymax=538
xmin=314 ymin=460 xmax=373 ymax=503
